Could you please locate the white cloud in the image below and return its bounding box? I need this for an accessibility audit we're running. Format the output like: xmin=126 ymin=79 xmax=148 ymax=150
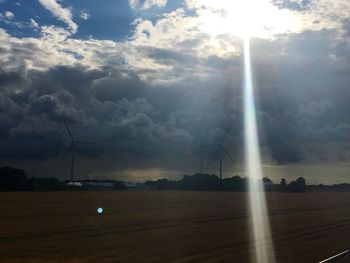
xmin=129 ymin=0 xmax=138 ymax=9
xmin=37 ymin=0 xmax=78 ymax=33
xmin=0 ymin=25 xmax=128 ymax=72
xmin=4 ymin=11 xmax=14 ymax=19
xmin=29 ymin=18 xmax=39 ymax=29
xmin=0 ymin=11 xmax=29 ymax=29
xmin=184 ymin=0 xmax=350 ymax=40
xmin=129 ymin=0 xmax=167 ymax=10
xmin=79 ymin=11 xmax=90 ymax=20
xmin=302 ymin=0 xmax=350 ymax=32
xmin=0 ymin=0 xmax=349 ymax=83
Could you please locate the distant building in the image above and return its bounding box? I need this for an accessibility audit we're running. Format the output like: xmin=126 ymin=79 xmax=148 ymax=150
xmin=66 ymin=181 xmax=83 ymax=187
xmin=64 ymin=180 xmax=148 ymax=191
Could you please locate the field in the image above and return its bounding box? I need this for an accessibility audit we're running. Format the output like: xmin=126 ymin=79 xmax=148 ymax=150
xmin=1 ymin=191 xmax=350 ymax=263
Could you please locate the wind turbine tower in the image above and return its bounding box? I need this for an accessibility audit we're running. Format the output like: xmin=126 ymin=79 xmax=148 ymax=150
xmin=201 ymin=127 xmax=234 ymax=180
xmin=64 ymin=123 xmax=95 ymax=182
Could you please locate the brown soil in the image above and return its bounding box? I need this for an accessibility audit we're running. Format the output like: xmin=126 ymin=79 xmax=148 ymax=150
xmin=0 ymin=191 xmax=349 ymax=263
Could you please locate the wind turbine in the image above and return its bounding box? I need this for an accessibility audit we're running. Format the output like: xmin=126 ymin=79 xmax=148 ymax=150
xmin=201 ymin=127 xmax=234 ymax=180
xmin=199 ymin=126 xmax=210 ymax=175
xmin=64 ymin=123 xmax=95 ymax=182
xmin=199 ymin=139 xmax=206 ymax=175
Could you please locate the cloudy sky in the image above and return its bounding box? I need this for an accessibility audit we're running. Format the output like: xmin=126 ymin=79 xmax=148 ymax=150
xmin=1 ymin=0 xmax=350 ymax=183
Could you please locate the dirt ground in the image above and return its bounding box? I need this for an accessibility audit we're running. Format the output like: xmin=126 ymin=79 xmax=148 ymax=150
xmin=0 ymin=191 xmax=350 ymax=263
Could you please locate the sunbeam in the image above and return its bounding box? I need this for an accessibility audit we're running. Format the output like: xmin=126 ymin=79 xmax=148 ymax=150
xmin=243 ymin=37 xmax=276 ymax=263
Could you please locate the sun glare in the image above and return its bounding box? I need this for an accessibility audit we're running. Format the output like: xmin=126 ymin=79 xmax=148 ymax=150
xmin=244 ymin=37 xmax=276 ymax=263
xmin=198 ymin=0 xmax=298 ymax=39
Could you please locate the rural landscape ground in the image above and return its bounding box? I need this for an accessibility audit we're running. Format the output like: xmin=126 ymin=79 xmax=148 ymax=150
xmin=1 ymin=191 xmax=350 ymax=263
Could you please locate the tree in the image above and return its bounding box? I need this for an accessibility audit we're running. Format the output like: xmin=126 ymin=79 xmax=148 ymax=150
xmin=280 ymin=178 xmax=287 ymax=187
xmin=179 ymin=173 xmax=220 ymax=191
xmin=262 ymin=177 xmax=275 ymax=191
xmin=222 ymin=176 xmax=246 ymax=191
xmin=279 ymin=178 xmax=287 ymax=192
xmin=0 ymin=167 xmax=28 ymax=191
xmin=288 ymin=177 xmax=306 ymax=192
xmin=262 ymin=177 xmax=273 ymax=184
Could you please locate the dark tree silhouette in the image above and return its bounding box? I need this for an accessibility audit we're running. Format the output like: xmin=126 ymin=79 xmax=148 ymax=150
xmin=262 ymin=177 xmax=276 ymax=191
xmin=279 ymin=178 xmax=287 ymax=192
xmin=222 ymin=176 xmax=247 ymax=191
xmin=287 ymin=177 xmax=306 ymax=192
xmin=0 ymin=167 xmax=28 ymax=191
xmin=179 ymin=173 xmax=220 ymax=191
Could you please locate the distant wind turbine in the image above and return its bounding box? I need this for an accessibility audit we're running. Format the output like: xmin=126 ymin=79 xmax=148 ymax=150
xmin=201 ymin=127 xmax=234 ymax=180
xmin=64 ymin=123 xmax=95 ymax=182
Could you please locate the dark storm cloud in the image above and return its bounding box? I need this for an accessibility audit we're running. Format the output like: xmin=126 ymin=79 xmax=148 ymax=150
xmin=0 ymin=69 xmax=25 ymax=87
xmin=0 ymin=54 xmax=330 ymax=166
xmin=1 ymin=23 xmax=350 ymax=173
xmin=0 ymin=65 xmax=196 ymax=166
xmin=30 ymin=93 xmax=86 ymax=123
xmin=29 ymin=66 xmax=104 ymax=101
xmin=248 ymin=29 xmax=350 ymax=163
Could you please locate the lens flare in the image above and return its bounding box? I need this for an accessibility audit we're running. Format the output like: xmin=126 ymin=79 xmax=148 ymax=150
xmin=243 ymin=37 xmax=276 ymax=263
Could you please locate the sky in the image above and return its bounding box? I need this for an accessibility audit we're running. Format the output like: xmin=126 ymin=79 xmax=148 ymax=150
xmin=1 ymin=0 xmax=350 ymax=183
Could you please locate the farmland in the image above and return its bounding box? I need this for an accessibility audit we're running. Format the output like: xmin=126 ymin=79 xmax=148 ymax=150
xmin=1 ymin=191 xmax=350 ymax=262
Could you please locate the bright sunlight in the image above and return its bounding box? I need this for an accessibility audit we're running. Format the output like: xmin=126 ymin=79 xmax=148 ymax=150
xmin=196 ymin=0 xmax=299 ymax=38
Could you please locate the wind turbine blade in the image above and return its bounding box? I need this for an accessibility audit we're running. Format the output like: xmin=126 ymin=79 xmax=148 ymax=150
xmin=221 ymin=126 xmax=229 ymax=145
xmin=64 ymin=122 xmax=74 ymax=142
xmin=223 ymin=148 xmax=234 ymax=163
xmin=70 ymin=150 xmax=74 ymax=181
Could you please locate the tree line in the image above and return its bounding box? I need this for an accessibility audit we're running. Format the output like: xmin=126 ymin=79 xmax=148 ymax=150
xmin=145 ymin=173 xmax=307 ymax=192
xmin=0 ymin=167 xmax=63 ymax=191
xmin=4 ymin=166 xmax=350 ymax=193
